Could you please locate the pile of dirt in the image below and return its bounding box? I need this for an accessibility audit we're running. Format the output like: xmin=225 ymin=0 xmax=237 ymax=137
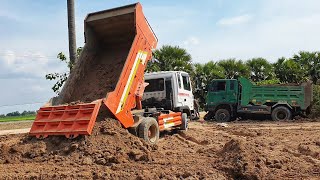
xmin=217 ymin=124 xmax=320 ymax=179
xmin=1 ymin=120 xmax=320 ymax=179
xmin=55 ymin=45 xmax=130 ymax=105
xmin=0 ymin=119 xmax=153 ymax=174
xmin=215 ymin=139 xmax=261 ymax=180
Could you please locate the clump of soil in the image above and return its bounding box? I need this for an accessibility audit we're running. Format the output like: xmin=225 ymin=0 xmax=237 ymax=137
xmin=0 ymin=119 xmax=153 ymax=166
xmin=215 ymin=139 xmax=260 ymax=180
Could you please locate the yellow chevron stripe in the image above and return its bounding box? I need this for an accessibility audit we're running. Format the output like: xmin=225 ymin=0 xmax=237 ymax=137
xmin=116 ymin=50 xmax=148 ymax=113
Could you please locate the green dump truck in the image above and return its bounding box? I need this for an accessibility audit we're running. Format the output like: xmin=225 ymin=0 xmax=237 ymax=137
xmin=204 ymin=78 xmax=313 ymax=121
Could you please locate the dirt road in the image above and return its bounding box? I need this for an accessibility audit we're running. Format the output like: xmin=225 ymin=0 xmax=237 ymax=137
xmin=0 ymin=120 xmax=320 ymax=179
xmin=0 ymin=121 xmax=33 ymax=131
xmin=0 ymin=128 xmax=30 ymax=136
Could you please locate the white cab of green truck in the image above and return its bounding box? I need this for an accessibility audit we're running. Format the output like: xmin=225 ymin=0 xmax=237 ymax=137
xmin=142 ymin=71 xmax=199 ymax=120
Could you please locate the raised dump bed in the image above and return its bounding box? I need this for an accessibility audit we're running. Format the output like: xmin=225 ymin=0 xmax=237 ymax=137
xmin=30 ymin=3 xmax=158 ymax=138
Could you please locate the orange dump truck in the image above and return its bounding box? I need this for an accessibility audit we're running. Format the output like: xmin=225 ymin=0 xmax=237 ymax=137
xmin=29 ymin=3 xmax=188 ymax=144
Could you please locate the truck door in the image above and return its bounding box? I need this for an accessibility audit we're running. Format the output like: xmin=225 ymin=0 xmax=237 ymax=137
xmin=207 ymin=80 xmax=227 ymax=105
xmin=176 ymin=73 xmax=194 ymax=110
xmin=165 ymin=78 xmax=173 ymax=110
xmin=227 ymin=80 xmax=238 ymax=104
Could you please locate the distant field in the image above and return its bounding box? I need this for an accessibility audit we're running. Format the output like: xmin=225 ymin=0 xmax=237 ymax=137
xmin=0 ymin=115 xmax=35 ymax=122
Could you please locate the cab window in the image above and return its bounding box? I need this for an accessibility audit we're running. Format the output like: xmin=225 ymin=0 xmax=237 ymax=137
xmin=177 ymin=74 xmax=182 ymax=89
xmin=230 ymin=81 xmax=235 ymax=91
xmin=145 ymin=78 xmax=165 ymax=92
xmin=182 ymin=75 xmax=191 ymax=91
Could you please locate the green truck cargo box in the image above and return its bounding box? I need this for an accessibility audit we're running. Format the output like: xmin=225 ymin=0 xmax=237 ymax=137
xmin=205 ymin=78 xmax=313 ymax=121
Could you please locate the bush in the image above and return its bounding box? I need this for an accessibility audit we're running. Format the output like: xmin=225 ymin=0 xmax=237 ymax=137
xmin=255 ymin=79 xmax=280 ymax=86
xmin=6 ymin=111 xmax=20 ymax=117
xmin=21 ymin=111 xmax=36 ymax=116
xmin=310 ymin=85 xmax=320 ymax=118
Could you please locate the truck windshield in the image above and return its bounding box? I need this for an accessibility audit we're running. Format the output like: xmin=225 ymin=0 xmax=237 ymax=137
xmin=145 ymin=78 xmax=165 ymax=92
xmin=210 ymin=81 xmax=226 ymax=92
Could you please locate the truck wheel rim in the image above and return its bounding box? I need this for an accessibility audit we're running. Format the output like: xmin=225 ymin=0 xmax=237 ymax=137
xmin=218 ymin=113 xmax=227 ymax=121
xmin=148 ymin=125 xmax=157 ymax=143
xmin=277 ymin=111 xmax=287 ymax=120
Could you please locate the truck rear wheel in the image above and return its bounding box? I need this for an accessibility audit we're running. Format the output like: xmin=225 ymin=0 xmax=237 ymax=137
xmin=271 ymin=106 xmax=292 ymax=121
xmin=138 ymin=117 xmax=159 ymax=144
xmin=215 ymin=109 xmax=231 ymax=122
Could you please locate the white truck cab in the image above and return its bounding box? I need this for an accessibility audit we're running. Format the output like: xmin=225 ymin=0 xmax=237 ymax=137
xmin=142 ymin=71 xmax=199 ymax=119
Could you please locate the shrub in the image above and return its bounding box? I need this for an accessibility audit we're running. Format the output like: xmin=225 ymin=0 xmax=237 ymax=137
xmin=310 ymin=85 xmax=320 ymax=118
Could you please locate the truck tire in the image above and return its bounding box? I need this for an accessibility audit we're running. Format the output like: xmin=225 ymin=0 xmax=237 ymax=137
xmin=271 ymin=106 xmax=292 ymax=121
xmin=180 ymin=113 xmax=189 ymax=131
xmin=138 ymin=117 xmax=159 ymax=144
xmin=215 ymin=109 xmax=231 ymax=122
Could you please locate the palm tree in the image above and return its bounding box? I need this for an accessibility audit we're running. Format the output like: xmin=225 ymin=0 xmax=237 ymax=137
xmin=293 ymin=51 xmax=320 ymax=84
xmin=191 ymin=62 xmax=225 ymax=108
xmin=67 ymin=0 xmax=77 ymax=67
xmin=247 ymin=58 xmax=274 ymax=82
xmin=147 ymin=45 xmax=193 ymax=73
xmin=274 ymin=58 xmax=306 ymax=83
xmin=218 ymin=59 xmax=250 ymax=79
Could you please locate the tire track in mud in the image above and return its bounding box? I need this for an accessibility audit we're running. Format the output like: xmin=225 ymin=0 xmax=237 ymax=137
xmin=176 ymin=131 xmax=210 ymax=145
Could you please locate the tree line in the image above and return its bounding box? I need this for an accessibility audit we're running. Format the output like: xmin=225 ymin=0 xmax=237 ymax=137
xmin=0 ymin=111 xmax=36 ymax=118
xmin=46 ymin=45 xmax=320 ymax=116
xmin=146 ymin=45 xmax=320 ymax=115
xmin=147 ymin=45 xmax=320 ymax=84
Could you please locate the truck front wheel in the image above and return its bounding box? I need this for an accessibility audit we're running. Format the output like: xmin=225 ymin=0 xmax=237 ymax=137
xmin=215 ymin=109 xmax=231 ymax=122
xmin=180 ymin=113 xmax=189 ymax=131
xmin=138 ymin=117 xmax=159 ymax=144
xmin=271 ymin=106 xmax=292 ymax=121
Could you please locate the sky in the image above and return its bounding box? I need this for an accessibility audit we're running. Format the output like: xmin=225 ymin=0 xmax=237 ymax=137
xmin=0 ymin=0 xmax=320 ymax=114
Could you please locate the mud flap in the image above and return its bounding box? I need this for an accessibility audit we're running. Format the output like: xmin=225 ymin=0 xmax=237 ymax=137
xmin=29 ymin=100 xmax=102 ymax=138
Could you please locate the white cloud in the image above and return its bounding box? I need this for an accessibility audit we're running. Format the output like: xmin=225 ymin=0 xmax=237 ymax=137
xmin=0 ymin=78 xmax=54 ymax=114
xmin=183 ymin=37 xmax=200 ymax=46
xmin=189 ymin=12 xmax=320 ymax=63
xmin=217 ymin=14 xmax=253 ymax=26
xmin=0 ymin=50 xmax=67 ymax=78
xmin=3 ymin=50 xmax=15 ymax=65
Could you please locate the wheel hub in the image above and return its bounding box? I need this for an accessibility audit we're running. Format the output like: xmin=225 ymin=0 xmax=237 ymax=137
xmin=277 ymin=111 xmax=287 ymax=120
xmin=148 ymin=125 xmax=157 ymax=143
xmin=219 ymin=113 xmax=227 ymax=121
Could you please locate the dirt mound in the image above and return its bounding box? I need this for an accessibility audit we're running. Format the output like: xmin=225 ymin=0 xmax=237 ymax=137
xmin=55 ymin=45 xmax=130 ymax=105
xmin=215 ymin=139 xmax=260 ymax=180
xmin=0 ymin=119 xmax=152 ymax=169
xmin=215 ymin=124 xmax=320 ymax=179
xmin=1 ymin=121 xmax=320 ymax=179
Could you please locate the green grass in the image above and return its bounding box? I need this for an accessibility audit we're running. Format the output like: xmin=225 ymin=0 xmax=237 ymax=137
xmin=0 ymin=115 xmax=36 ymax=122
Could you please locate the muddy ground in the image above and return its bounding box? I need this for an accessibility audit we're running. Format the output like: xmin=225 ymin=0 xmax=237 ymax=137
xmin=0 ymin=119 xmax=320 ymax=180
